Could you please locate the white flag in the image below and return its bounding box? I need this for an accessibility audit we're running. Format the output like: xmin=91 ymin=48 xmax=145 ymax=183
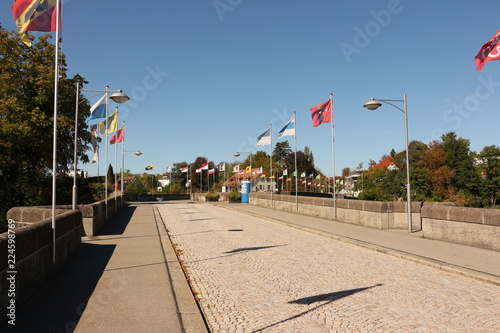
xmin=256 ymin=128 xmax=271 ymax=146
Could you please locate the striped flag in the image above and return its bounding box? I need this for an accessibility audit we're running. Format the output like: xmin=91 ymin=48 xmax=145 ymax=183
xmin=256 ymin=128 xmax=271 ymax=146
xmin=278 ymin=116 xmax=295 ymax=138
xmin=12 ymin=0 xmax=59 ymax=46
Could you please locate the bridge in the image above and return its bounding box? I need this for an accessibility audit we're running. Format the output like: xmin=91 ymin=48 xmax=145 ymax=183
xmin=1 ymin=200 xmax=499 ymax=332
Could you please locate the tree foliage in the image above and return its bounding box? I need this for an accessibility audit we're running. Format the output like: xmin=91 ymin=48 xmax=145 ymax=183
xmin=0 ymin=28 xmax=94 ymax=230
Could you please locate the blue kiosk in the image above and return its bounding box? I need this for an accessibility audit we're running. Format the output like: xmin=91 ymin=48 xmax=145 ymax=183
xmin=241 ymin=180 xmax=251 ymax=203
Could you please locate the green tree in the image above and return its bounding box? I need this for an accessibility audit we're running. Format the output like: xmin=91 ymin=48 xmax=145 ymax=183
xmin=273 ymin=141 xmax=292 ymax=171
xmin=107 ymin=164 xmax=115 ymax=186
xmin=477 ymin=145 xmax=500 ymax=206
xmin=0 ymin=28 xmax=93 ymax=231
xmin=442 ymin=132 xmax=480 ymax=199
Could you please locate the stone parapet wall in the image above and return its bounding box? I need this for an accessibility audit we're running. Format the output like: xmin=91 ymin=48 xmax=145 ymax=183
xmin=249 ymin=193 xmax=423 ymax=231
xmin=249 ymin=193 xmax=499 ymax=251
xmin=0 ymin=193 xmax=126 ymax=323
xmin=421 ymin=203 xmax=500 ymax=251
xmin=0 ymin=210 xmax=83 ymax=322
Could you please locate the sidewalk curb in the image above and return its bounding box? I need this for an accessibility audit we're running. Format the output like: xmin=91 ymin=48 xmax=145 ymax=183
xmin=153 ymin=207 xmax=209 ymax=333
xmin=215 ymin=203 xmax=500 ymax=287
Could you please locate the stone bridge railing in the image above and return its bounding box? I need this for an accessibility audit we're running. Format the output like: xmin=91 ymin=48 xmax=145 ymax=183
xmin=249 ymin=193 xmax=500 ymax=252
xmin=0 ymin=194 xmax=125 ymax=323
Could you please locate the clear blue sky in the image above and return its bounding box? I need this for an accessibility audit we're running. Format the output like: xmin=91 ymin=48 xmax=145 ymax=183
xmin=2 ymin=0 xmax=500 ymax=176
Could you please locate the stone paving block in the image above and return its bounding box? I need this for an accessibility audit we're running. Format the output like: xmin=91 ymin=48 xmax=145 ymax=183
xmin=158 ymin=203 xmax=500 ymax=333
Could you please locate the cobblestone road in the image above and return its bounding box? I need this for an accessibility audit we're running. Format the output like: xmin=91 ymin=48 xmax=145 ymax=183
xmin=158 ymin=202 xmax=500 ymax=333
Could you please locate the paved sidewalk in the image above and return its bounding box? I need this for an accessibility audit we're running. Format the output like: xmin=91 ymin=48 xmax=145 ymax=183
xmin=214 ymin=201 xmax=500 ymax=285
xmin=2 ymin=203 xmax=206 ymax=333
xmin=158 ymin=201 xmax=500 ymax=333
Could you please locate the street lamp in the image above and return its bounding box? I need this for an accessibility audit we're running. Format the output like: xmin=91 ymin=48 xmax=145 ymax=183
xmin=73 ymin=84 xmax=130 ymax=209
xmin=234 ymin=151 xmax=252 ymax=173
xmin=233 ymin=151 xmax=252 ymax=189
xmin=121 ymin=150 xmax=142 ymax=194
xmin=363 ymin=94 xmax=413 ymax=232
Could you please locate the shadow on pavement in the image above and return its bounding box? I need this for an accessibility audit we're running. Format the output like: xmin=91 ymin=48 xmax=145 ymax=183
xmin=251 ymin=284 xmax=383 ymax=333
xmin=224 ymin=245 xmax=287 ymax=254
xmin=0 ymin=205 xmax=137 ymax=332
xmin=0 ymin=243 xmax=116 ymax=333
xmin=97 ymin=204 xmax=136 ymax=236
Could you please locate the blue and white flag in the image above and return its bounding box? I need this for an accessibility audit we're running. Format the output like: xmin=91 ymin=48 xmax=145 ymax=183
xmin=278 ymin=116 xmax=295 ymax=138
xmin=87 ymin=95 xmax=107 ymax=122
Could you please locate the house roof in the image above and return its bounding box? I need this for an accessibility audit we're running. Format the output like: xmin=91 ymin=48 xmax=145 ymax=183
xmin=371 ymin=155 xmax=400 ymax=170
xmin=222 ymin=168 xmax=270 ymax=186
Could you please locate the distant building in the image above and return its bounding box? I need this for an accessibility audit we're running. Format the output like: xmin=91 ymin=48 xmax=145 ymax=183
xmin=344 ymin=169 xmax=366 ymax=192
xmin=67 ymin=169 xmax=89 ymax=178
xmin=372 ymin=155 xmax=399 ymax=171
xmin=222 ymin=168 xmax=276 ymax=193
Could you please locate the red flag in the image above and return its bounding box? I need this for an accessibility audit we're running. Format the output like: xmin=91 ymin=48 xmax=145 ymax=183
xmin=12 ymin=0 xmax=60 ymax=45
xmin=475 ymin=29 xmax=500 ymax=70
xmin=310 ymin=99 xmax=332 ymax=127
xmin=201 ymin=162 xmax=209 ymax=170
xmin=110 ymin=127 xmax=124 ymax=145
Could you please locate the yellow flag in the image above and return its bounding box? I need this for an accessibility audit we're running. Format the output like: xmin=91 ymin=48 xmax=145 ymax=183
xmin=245 ymin=166 xmax=251 ymax=173
xmin=98 ymin=111 xmax=118 ymax=134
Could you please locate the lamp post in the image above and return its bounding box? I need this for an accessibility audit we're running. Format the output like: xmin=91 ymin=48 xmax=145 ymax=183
xmin=122 ymin=150 xmax=142 ymax=195
xmin=363 ymin=94 xmax=412 ymax=232
xmin=73 ymin=84 xmax=130 ymax=209
xmin=234 ymin=151 xmax=252 ymax=182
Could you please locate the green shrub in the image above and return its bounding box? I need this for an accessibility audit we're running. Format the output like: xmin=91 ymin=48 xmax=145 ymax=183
xmin=205 ymin=192 xmax=220 ymax=202
xmin=227 ymin=189 xmax=241 ymax=203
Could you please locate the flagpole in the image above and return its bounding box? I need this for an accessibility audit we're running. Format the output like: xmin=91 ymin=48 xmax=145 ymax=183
xmin=114 ymin=107 xmax=118 ymax=213
xmin=104 ymin=85 xmax=109 ymax=219
xmin=330 ymin=92 xmax=337 ymax=218
xmin=293 ymin=112 xmax=298 ymax=211
xmin=121 ymin=121 xmax=125 ymax=195
xmin=270 ymin=123 xmax=273 ymax=206
xmin=51 ymin=0 xmax=61 ymax=264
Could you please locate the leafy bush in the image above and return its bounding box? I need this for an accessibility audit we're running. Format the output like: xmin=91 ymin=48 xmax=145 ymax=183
xmin=205 ymin=192 xmax=220 ymax=202
xmin=227 ymin=188 xmax=241 ymax=203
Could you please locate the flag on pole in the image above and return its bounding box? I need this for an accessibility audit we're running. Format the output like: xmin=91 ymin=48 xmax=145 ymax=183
xmin=90 ymin=126 xmax=99 ymax=163
xmin=110 ymin=126 xmax=124 ymax=144
xmin=301 ymin=171 xmax=306 ymax=177
xmin=181 ymin=166 xmax=189 ymax=173
xmin=278 ymin=116 xmax=295 ymax=138
xmin=145 ymin=164 xmax=153 ymax=170
xmin=219 ymin=163 xmax=225 ymax=171
xmin=165 ymin=166 xmax=171 ymax=173
xmin=233 ymin=165 xmax=240 ymax=172
xmin=257 ymin=167 xmax=263 ymax=174
xmin=310 ymin=99 xmax=332 ymax=127
xmin=201 ymin=162 xmax=209 ymax=170
xmin=245 ymin=166 xmax=251 ymax=173
xmin=195 ymin=168 xmax=202 ymax=173
xmin=98 ymin=111 xmax=118 ymax=134
xmin=208 ymin=168 xmax=215 ymax=174
xmin=475 ymin=29 xmax=500 ymax=70
xmin=87 ymin=95 xmax=107 ymax=122
xmin=256 ymin=128 xmax=271 ymax=146
xmin=283 ymin=169 xmax=288 ymax=176
xmin=12 ymin=0 xmax=60 ymax=46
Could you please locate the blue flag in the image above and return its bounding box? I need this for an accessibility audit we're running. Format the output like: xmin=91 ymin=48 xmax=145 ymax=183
xmin=278 ymin=116 xmax=295 ymax=138
xmin=87 ymin=95 xmax=107 ymax=122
